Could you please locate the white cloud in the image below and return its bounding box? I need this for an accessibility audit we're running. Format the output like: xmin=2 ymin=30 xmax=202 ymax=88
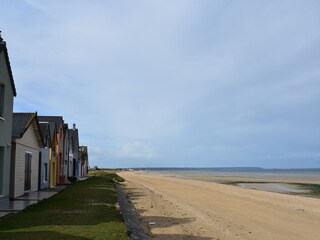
xmin=116 ymin=141 xmax=158 ymax=160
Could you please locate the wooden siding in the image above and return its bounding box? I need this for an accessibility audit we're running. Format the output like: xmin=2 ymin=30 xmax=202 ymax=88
xmin=11 ymin=121 xmax=42 ymax=198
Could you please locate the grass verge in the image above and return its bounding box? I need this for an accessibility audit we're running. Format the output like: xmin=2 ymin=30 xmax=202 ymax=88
xmin=0 ymin=171 xmax=128 ymax=240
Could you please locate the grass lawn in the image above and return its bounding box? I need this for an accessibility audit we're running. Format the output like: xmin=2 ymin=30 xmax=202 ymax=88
xmin=0 ymin=172 xmax=128 ymax=240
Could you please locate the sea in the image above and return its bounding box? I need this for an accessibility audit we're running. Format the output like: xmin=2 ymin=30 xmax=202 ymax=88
xmin=137 ymin=167 xmax=320 ymax=179
xmin=132 ymin=167 xmax=320 ymax=193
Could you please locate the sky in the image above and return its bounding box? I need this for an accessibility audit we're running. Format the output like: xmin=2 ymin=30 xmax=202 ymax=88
xmin=1 ymin=0 xmax=319 ymax=168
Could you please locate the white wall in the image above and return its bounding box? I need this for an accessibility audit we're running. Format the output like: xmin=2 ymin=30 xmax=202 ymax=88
xmin=11 ymin=121 xmax=41 ymax=198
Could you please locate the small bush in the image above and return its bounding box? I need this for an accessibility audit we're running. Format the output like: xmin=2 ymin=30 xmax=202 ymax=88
xmin=68 ymin=176 xmax=78 ymax=182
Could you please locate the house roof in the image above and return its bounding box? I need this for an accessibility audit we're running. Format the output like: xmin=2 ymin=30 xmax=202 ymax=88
xmin=68 ymin=127 xmax=79 ymax=153
xmin=63 ymin=123 xmax=69 ymax=139
xmin=12 ymin=112 xmax=44 ymax=146
xmin=48 ymin=122 xmax=56 ymax=141
xmin=68 ymin=128 xmax=73 ymax=144
xmin=0 ymin=33 xmax=17 ymax=96
xmin=38 ymin=116 xmax=63 ymax=130
xmin=39 ymin=122 xmax=52 ymax=148
xmin=12 ymin=112 xmax=36 ymax=138
xmin=39 ymin=122 xmax=48 ymax=137
xmin=79 ymin=145 xmax=88 ymax=161
xmin=68 ymin=129 xmax=73 ymax=149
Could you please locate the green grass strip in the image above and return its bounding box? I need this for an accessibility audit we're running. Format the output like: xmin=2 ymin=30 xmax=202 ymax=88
xmin=0 ymin=172 xmax=128 ymax=240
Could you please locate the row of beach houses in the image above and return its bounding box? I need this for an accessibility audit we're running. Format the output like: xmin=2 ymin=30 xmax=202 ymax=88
xmin=0 ymin=34 xmax=89 ymax=201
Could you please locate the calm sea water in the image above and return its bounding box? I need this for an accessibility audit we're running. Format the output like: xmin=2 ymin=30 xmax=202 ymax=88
xmin=139 ymin=168 xmax=320 ymax=181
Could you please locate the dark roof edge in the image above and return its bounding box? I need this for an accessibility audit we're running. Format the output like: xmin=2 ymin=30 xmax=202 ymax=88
xmin=11 ymin=112 xmax=35 ymax=139
xmin=34 ymin=113 xmax=45 ymax=147
xmin=13 ymin=112 xmax=45 ymax=147
xmin=0 ymin=35 xmax=17 ymax=96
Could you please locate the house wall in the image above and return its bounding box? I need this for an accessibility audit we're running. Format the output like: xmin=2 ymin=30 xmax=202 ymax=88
xmin=49 ymin=149 xmax=57 ymax=187
xmin=39 ymin=148 xmax=49 ymax=190
xmin=63 ymin=131 xmax=69 ymax=178
xmin=49 ymin=136 xmax=57 ymax=187
xmin=68 ymin=158 xmax=73 ymax=178
xmin=56 ymin=124 xmax=66 ymax=184
xmin=81 ymin=160 xmax=88 ymax=177
xmin=0 ymin=50 xmax=15 ymax=200
xmin=76 ymin=160 xmax=81 ymax=177
xmin=10 ymin=122 xmax=41 ymax=198
xmin=68 ymin=139 xmax=74 ymax=178
xmin=73 ymin=131 xmax=80 ymax=178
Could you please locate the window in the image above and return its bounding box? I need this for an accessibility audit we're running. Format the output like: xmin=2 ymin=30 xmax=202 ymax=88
xmin=0 ymin=84 xmax=5 ymax=118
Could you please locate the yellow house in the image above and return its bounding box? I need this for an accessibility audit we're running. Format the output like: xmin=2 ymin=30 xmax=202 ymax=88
xmin=48 ymin=122 xmax=57 ymax=188
xmin=49 ymin=148 xmax=57 ymax=187
xmin=38 ymin=116 xmax=65 ymax=186
xmin=39 ymin=120 xmax=58 ymax=188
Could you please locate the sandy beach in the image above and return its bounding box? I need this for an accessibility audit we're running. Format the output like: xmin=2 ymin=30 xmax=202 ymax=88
xmin=118 ymin=171 xmax=320 ymax=240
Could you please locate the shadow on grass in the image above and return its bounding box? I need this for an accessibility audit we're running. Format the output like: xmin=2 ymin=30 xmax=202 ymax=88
xmin=0 ymin=231 xmax=91 ymax=240
xmin=0 ymin=185 xmax=120 ymax=228
xmin=0 ymin=174 xmax=128 ymax=240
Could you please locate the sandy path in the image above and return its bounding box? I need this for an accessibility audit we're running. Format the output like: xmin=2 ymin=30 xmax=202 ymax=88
xmin=118 ymin=171 xmax=320 ymax=240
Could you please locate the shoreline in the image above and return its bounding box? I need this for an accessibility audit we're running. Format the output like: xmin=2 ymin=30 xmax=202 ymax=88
xmin=135 ymin=169 xmax=320 ymax=183
xmin=118 ymin=171 xmax=320 ymax=240
xmin=133 ymin=170 xmax=320 ymax=197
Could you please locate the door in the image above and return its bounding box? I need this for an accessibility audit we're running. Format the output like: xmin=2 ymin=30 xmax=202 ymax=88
xmin=24 ymin=153 xmax=32 ymax=191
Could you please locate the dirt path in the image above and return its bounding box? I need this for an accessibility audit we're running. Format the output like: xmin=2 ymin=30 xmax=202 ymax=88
xmin=118 ymin=171 xmax=320 ymax=240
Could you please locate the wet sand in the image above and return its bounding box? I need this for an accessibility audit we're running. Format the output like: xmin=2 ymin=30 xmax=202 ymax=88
xmin=118 ymin=171 xmax=320 ymax=240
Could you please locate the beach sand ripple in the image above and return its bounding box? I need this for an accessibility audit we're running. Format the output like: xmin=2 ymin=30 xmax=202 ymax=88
xmin=118 ymin=171 xmax=320 ymax=240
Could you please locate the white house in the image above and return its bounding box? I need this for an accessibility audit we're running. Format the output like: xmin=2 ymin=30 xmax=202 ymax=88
xmin=10 ymin=113 xmax=44 ymax=198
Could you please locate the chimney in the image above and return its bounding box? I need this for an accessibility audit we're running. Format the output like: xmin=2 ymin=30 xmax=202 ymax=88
xmin=0 ymin=31 xmax=4 ymax=43
xmin=73 ymin=123 xmax=76 ymax=130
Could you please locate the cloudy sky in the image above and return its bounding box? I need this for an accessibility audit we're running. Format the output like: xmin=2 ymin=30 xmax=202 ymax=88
xmin=1 ymin=0 xmax=319 ymax=168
